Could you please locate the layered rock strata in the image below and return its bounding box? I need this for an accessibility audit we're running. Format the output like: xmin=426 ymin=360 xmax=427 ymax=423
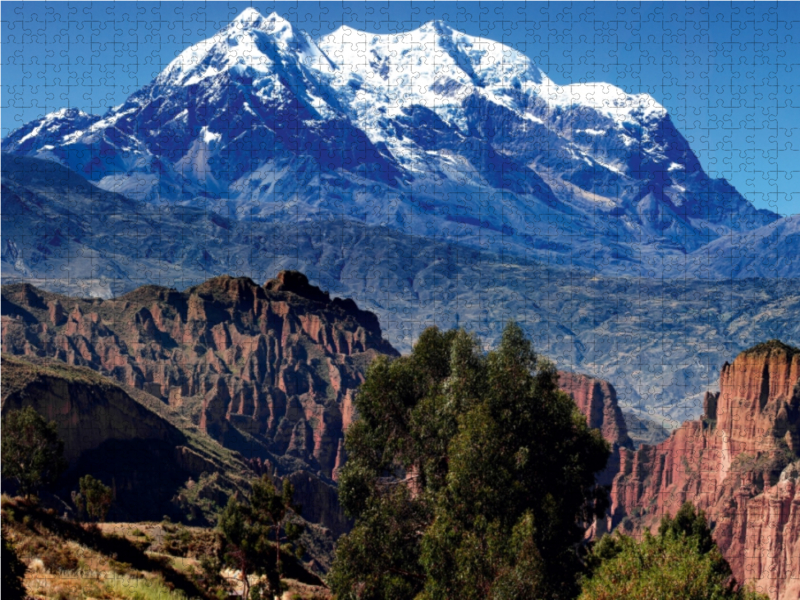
xmin=606 ymin=341 xmax=800 ymax=600
xmin=1 ymin=272 xmax=398 ymax=483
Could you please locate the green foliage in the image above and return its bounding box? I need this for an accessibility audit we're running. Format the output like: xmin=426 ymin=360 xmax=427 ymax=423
xmin=2 ymin=531 xmax=27 ymax=600
xmin=217 ymin=475 xmax=304 ymax=599
xmin=657 ymin=502 xmax=717 ymax=555
xmin=1 ymin=406 xmax=67 ymax=497
xmin=198 ymin=553 xmax=228 ymax=598
xmin=329 ymin=322 xmax=611 ymax=600
xmin=72 ymin=474 xmax=113 ymax=522
xmin=104 ymin=574 xmax=189 ymax=600
xmin=580 ymin=503 xmax=769 ymax=600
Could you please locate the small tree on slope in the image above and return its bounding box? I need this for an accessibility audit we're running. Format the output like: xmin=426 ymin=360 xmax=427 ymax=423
xmin=2 ymin=406 xmax=67 ymax=498
xmin=218 ymin=474 xmax=304 ymax=600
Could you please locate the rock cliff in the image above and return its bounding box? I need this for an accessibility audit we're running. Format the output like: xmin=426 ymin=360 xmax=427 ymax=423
xmin=557 ymin=371 xmax=634 ymax=485
xmin=606 ymin=341 xmax=800 ymax=600
xmin=1 ymin=273 xmax=397 ymax=478
xmin=1 ymin=273 xmax=398 ymax=537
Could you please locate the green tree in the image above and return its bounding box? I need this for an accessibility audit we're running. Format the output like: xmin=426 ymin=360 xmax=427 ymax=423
xmin=218 ymin=474 xmax=304 ymax=599
xmin=580 ymin=503 xmax=768 ymax=600
xmin=1 ymin=406 xmax=67 ymax=498
xmin=329 ymin=323 xmax=611 ymax=600
xmin=72 ymin=474 xmax=113 ymax=522
xmin=2 ymin=531 xmax=27 ymax=600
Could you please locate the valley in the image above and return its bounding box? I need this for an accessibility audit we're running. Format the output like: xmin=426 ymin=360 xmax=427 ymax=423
xmin=2 ymin=275 xmax=798 ymax=598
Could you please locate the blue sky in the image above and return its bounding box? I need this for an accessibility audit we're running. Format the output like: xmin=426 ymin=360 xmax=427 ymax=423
xmin=2 ymin=1 xmax=799 ymax=215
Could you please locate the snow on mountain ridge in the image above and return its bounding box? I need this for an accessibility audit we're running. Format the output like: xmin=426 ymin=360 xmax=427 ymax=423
xmin=155 ymin=9 xmax=334 ymax=90
xmin=1 ymin=7 xmax=782 ymax=273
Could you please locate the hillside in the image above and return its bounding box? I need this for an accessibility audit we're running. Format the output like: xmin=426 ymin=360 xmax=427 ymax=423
xmin=4 ymin=155 xmax=800 ymax=425
xmin=1 ymin=355 xmax=252 ymax=524
xmin=1 ymin=495 xmax=328 ymax=600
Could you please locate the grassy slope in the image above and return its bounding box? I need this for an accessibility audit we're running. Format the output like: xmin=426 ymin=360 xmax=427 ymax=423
xmin=2 ymin=496 xmax=330 ymax=600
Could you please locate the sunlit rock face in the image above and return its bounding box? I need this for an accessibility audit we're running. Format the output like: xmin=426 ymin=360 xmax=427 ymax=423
xmin=605 ymin=341 xmax=800 ymax=600
xmin=1 ymin=273 xmax=398 ymax=484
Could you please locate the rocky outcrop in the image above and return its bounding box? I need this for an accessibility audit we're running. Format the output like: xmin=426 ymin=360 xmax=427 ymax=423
xmin=606 ymin=341 xmax=800 ymax=600
xmin=1 ymin=273 xmax=398 ymax=482
xmin=558 ymin=371 xmax=634 ymax=485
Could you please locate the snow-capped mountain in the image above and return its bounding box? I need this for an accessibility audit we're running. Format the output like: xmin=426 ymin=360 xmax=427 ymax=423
xmin=2 ymin=8 xmax=781 ymax=275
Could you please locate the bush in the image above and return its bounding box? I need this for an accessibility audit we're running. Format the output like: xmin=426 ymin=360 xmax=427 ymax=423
xmin=39 ymin=542 xmax=79 ymax=573
xmin=580 ymin=503 xmax=769 ymax=600
xmin=72 ymin=474 xmax=113 ymax=522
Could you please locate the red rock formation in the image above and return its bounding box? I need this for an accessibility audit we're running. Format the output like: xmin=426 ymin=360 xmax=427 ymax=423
xmin=606 ymin=341 xmax=800 ymax=600
xmin=558 ymin=371 xmax=633 ymax=485
xmin=1 ymin=273 xmax=398 ymax=484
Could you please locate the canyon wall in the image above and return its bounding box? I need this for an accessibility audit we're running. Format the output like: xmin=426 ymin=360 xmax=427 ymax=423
xmin=1 ymin=272 xmax=398 ymax=482
xmin=557 ymin=371 xmax=634 ymax=485
xmin=606 ymin=341 xmax=800 ymax=600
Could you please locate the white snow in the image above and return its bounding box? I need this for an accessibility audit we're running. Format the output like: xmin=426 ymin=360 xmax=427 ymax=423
xmin=199 ymin=127 xmax=220 ymax=145
xmin=533 ymin=80 xmax=666 ymax=125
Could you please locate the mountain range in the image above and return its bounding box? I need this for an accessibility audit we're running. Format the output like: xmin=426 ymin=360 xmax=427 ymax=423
xmin=3 ymin=8 xmax=800 ymax=423
xmin=3 ymin=8 xmax=795 ymax=276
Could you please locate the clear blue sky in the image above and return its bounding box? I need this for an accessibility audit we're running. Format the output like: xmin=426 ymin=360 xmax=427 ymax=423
xmin=2 ymin=1 xmax=799 ymax=215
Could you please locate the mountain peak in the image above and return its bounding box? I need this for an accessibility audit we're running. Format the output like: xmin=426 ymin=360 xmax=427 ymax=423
xmin=226 ymin=8 xmax=293 ymax=36
xmin=231 ymin=6 xmax=264 ymax=24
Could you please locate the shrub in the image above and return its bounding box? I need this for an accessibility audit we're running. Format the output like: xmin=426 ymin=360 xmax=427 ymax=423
xmin=580 ymin=503 xmax=769 ymax=600
xmin=72 ymin=474 xmax=113 ymax=522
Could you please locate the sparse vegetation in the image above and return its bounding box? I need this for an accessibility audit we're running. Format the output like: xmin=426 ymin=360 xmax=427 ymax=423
xmin=1 ymin=495 xmax=208 ymax=599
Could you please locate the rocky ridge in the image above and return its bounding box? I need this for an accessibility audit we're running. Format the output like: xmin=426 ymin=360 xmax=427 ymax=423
xmin=557 ymin=371 xmax=633 ymax=485
xmin=1 ymin=273 xmax=397 ymax=482
xmin=605 ymin=341 xmax=800 ymax=600
xmin=1 ymin=273 xmax=398 ymax=538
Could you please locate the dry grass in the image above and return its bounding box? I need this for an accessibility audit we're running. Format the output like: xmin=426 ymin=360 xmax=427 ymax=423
xmin=3 ymin=497 xmax=329 ymax=600
xmin=1 ymin=496 xmax=205 ymax=600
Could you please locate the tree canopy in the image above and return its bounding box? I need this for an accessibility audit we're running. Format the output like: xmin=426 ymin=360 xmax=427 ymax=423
xmin=329 ymin=322 xmax=611 ymax=600
xmin=1 ymin=406 xmax=67 ymax=497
